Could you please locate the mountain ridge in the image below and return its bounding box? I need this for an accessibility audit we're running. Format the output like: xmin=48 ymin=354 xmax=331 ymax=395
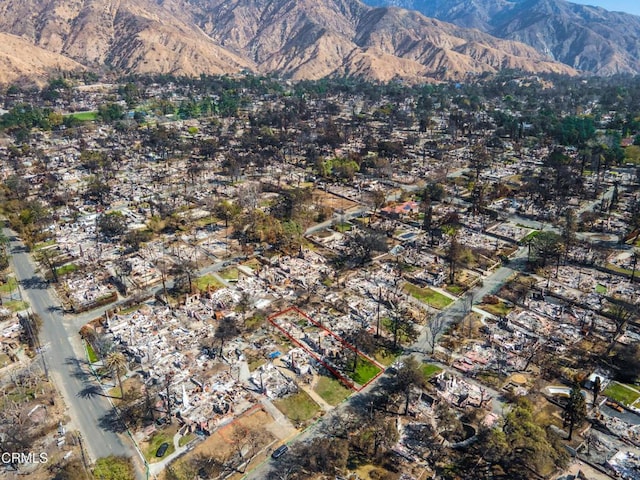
xmin=0 ymin=0 xmax=578 ymax=85
xmin=361 ymin=0 xmax=640 ymax=75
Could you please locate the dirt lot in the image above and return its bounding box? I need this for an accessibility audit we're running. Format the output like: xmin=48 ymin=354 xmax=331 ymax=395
xmin=162 ymin=406 xmax=284 ymax=480
xmin=312 ymin=189 xmax=358 ymax=212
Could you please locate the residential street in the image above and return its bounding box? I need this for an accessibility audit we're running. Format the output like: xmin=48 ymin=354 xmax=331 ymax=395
xmin=3 ymin=226 xmax=132 ymax=463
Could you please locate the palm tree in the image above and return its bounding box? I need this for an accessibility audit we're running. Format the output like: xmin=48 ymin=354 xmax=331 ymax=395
xmin=105 ymin=352 xmax=127 ymax=398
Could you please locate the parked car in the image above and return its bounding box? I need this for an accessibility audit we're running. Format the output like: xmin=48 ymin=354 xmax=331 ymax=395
xmin=271 ymin=444 xmax=288 ymax=459
xmin=156 ymin=442 xmax=170 ymax=458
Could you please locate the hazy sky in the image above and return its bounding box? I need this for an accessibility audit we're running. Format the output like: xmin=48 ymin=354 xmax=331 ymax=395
xmin=570 ymin=0 xmax=640 ymax=16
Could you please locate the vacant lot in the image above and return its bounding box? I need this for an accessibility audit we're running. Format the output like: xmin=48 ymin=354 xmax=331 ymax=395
xmin=312 ymin=189 xmax=358 ymax=212
xmin=195 ymin=274 xmax=223 ymax=291
xmin=163 ymin=408 xmax=276 ymax=480
xmin=404 ymin=282 xmax=453 ymax=309
xmin=274 ymin=390 xmax=321 ymax=424
xmin=314 ymin=374 xmax=351 ymax=406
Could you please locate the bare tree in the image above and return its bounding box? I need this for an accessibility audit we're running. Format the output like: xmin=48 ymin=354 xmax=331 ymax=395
xmin=215 ymin=317 xmax=240 ymax=356
xmin=226 ymin=425 xmax=266 ymax=473
xmin=426 ymin=314 xmax=446 ymax=354
xmin=388 ymin=302 xmax=417 ymax=350
xmin=605 ymin=301 xmax=635 ymax=355
xmin=369 ymin=189 xmax=386 ymax=223
xmin=443 ymin=225 xmax=461 ymax=284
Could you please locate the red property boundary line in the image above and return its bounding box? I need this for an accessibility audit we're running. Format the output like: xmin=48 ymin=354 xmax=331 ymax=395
xmin=267 ymin=306 xmax=385 ymax=392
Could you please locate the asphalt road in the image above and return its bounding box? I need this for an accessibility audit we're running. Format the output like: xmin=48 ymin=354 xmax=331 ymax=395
xmin=3 ymin=227 xmax=131 ymax=463
xmin=413 ymin=246 xmax=526 ymax=354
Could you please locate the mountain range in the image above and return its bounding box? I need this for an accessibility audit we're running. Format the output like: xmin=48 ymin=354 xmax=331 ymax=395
xmin=0 ymin=0 xmax=631 ymax=85
xmin=362 ymin=0 xmax=640 ymax=75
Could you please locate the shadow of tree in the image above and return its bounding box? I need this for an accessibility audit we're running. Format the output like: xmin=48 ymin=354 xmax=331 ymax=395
xmin=19 ymin=276 xmax=49 ymax=290
xmin=46 ymin=305 xmax=63 ymax=314
xmin=64 ymin=356 xmax=103 ymax=383
xmin=77 ymin=384 xmax=114 ymax=399
xmin=98 ymin=408 xmax=129 ymax=434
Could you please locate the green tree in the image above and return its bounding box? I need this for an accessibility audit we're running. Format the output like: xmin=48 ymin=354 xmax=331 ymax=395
xmin=97 ymin=103 xmax=125 ymax=123
xmin=97 ymin=212 xmax=127 ymax=240
xmin=214 ymin=200 xmax=241 ymax=228
xmin=389 ymin=355 xmax=426 ymax=415
xmin=563 ymin=383 xmax=587 ymax=440
xmin=85 ymin=176 xmax=111 ymax=205
xmin=531 ymin=231 xmax=562 ymax=268
xmin=93 ymin=455 xmax=135 ymax=480
xmin=495 ymin=397 xmax=569 ymax=476
xmin=0 ymin=230 xmax=9 ymax=270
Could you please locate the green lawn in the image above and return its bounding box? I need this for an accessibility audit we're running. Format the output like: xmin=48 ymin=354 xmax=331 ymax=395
xmin=604 ymin=382 xmax=640 ymax=406
xmin=144 ymin=428 xmax=176 ymax=462
xmin=93 ymin=456 xmax=135 ymax=480
xmin=178 ymin=433 xmax=195 ymax=447
xmin=195 ymin=274 xmax=223 ymax=291
xmin=65 ymin=111 xmax=98 ymax=121
xmin=273 ymin=390 xmax=321 ymax=424
xmin=595 ymin=284 xmax=607 ymax=294
xmin=86 ymin=342 xmax=99 ymax=363
xmin=0 ymin=277 xmax=18 ymax=294
xmin=346 ymin=356 xmax=382 ymax=386
xmin=220 ymin=267 xmax=239 ymax=281
xmin=403 ymin=283 xmax=453 ymax=309
xmin=334 ymin=223 xmax=352 ymax=232
xmin=479 ymin=301 xmax=513 ymax=317
xmin=245 ymin=314 xmax=266 ymax=331
xmin=5 ymin=300 xmax=29 ymax=312
xmin=421 ymin=363 xmax=443 ymax=381
xmin=446 ymin=284 xmax=464 ymax=295
xmin=248 ymin=357 xmax=266 ymax=371
xmin=56 ymin=263 xmax=78 ymax=277
xmin=373 ymin=347 xmax=400 ymax=367
xmin=242 ymin=258 xmax=262 ymax=271
xmin=521 ymin=230 xmax=540 ymax=243
xmin=195 ymin=215 xmax=220 ymax=227
xmin=605 ymin=263 xmax=633 ymax=276
xmin=314 ymin=374 xmax=351 ymax=405
xmin=33 ymin=239 xmax=57 ymax=250
xmin=119 ymin=304 xmax=142 ymax=315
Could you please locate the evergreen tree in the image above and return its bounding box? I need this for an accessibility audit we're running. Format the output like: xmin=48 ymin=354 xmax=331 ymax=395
xmin=563 ymin=383 xmax=587 ymax=441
